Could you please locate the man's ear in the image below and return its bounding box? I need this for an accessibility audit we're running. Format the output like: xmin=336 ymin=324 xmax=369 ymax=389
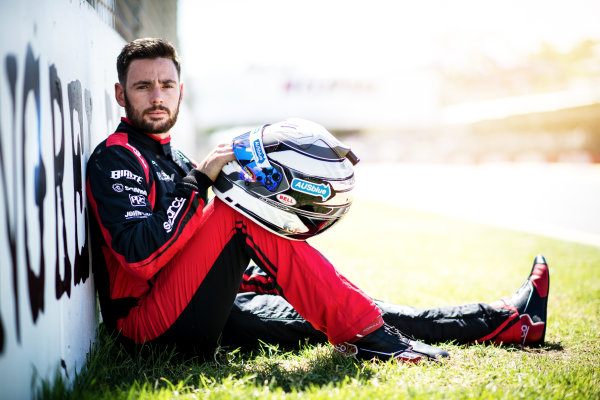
xmin=179 ymin=82 xmax=184 ymax=102
xmin=115 ymin=82 xmax=126 ymax=107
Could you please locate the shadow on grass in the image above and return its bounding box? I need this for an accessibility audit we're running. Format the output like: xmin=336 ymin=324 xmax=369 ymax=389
xmin=37 ymin=324 xmax=377 ymax=399
xmin=39 ymin=325 xmax=566 ymax=399
xmin=514 ymin=341 xmax=564 ymax=353
xmin=497 ymin=341 xmax=564 ymax=353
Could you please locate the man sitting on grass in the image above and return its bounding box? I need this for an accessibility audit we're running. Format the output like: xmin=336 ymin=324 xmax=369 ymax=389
xmin=87 ymin=37 xmax=549 ymax=363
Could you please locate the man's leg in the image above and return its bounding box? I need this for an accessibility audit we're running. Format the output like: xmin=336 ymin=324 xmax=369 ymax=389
xmin=221 ymin=292 xmax=327 ymax=349
xmin=385 ymin=254 xmax=549 ymax=346
xmin=377 ymin=302 xmax=513 ymax=344
xmin=233 ymin=200 xmax=384 ymax=345
xmin=242 ymin=214 xmax=447 ymax=361
xmin=221 ymin=294 xmax=511 ymax=347
xmin=118 ymin=199 xmax=252 ymax=349
xmin=223 ymin=255 xmax=550 ymax=347
xmin=118 ymin=198 xmax=382 ymax=349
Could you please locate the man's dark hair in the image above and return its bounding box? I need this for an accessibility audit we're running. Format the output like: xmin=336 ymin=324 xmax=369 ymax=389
xmin=116 ymin=38 xmax=181 ymax=85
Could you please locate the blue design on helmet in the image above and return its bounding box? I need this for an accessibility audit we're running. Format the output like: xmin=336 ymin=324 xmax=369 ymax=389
xmin=232 ymin=125 xmax=282 ymax=191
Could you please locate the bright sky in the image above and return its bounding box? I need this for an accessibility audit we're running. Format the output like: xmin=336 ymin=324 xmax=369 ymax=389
xmin=178 ymin=0 xmax=600 ymax=76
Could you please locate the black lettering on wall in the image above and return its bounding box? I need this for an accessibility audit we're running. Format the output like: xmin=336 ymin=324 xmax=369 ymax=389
xmin=4 ymin=55 xmax=20 ymax=343
xmin=0 ymin=42 xmax=101 ymax=353
xmin=50 ymin=65 xmax=72 ymax=299
xmin=0 ymin=55 xmax=20 ymax=352
xmin=22 ymin=45 xmax=46 ymax=323
xmin=75 ymin=88 xmax=91 ymax=285
xmin=67 ymin=81 xmax=90 ymax=288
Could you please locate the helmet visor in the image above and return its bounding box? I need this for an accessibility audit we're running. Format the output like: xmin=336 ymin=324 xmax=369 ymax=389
xmin=232 ymin=125 xmax=282 ymax=191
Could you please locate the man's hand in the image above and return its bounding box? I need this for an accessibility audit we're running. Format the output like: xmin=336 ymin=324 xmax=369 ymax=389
xmin=197 ymin=142 xmax=235 ymax=182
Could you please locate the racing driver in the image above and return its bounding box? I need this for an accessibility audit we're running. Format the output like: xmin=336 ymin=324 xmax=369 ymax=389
xmin=86 ymin=38 xmax=549 ymax=363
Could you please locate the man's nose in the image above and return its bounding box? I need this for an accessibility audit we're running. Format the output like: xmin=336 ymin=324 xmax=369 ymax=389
xmin=150 ymin=86 xmax=163 ymax=104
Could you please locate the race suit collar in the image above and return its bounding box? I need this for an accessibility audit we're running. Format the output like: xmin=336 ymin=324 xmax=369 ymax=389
xmin=117 ymin=117 xmax=173 ymax=158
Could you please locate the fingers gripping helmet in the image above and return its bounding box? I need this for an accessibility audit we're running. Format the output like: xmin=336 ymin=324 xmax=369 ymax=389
xmin=213 ymin=118 xmax=360 ymax=240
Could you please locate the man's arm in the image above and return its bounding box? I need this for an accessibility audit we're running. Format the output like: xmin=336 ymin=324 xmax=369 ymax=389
xmin=86 ymin=144 xmax=213 ymax=280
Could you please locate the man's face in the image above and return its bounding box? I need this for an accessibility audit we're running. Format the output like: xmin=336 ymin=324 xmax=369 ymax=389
xmin=116 ymin=57 xmax=182 ymax=135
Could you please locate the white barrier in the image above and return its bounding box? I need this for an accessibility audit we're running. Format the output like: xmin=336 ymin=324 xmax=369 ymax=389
xmin=0 ymin=1 xmax=125 ymax=398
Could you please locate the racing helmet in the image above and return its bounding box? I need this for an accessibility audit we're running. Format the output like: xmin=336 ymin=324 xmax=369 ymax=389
xmin=213 ymin=118 xmax=360 ymax=240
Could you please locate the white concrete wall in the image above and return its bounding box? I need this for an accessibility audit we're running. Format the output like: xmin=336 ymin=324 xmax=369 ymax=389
xmin=0 ymin=1 xmax=125 ymax=398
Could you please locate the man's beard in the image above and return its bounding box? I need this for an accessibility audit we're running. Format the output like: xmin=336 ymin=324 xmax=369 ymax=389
xmin=124 ymin=92 xmax=180 ymax=134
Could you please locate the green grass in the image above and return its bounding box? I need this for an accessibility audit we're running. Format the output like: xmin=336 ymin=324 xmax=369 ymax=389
xmin=38 ymin=199 xmax=600 ymax=399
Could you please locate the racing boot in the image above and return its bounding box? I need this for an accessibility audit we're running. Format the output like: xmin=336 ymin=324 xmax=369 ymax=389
xmin=491 ymin=254 xmax=549 ymax=346
xmin=334 ymin=323 xmax=449 ymax=363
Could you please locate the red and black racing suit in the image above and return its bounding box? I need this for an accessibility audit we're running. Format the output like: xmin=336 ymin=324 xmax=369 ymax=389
xmin=87 ymin=118 xmax=517 ymax=351
xmin=87 ymin=118 xmax=383 ymax=349
xmin=224 ymin=264 xmax=518 ymax=348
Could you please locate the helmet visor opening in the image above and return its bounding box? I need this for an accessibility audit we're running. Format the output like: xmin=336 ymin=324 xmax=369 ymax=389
xmin=232 ymin=127 xmax=282 ymax=191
